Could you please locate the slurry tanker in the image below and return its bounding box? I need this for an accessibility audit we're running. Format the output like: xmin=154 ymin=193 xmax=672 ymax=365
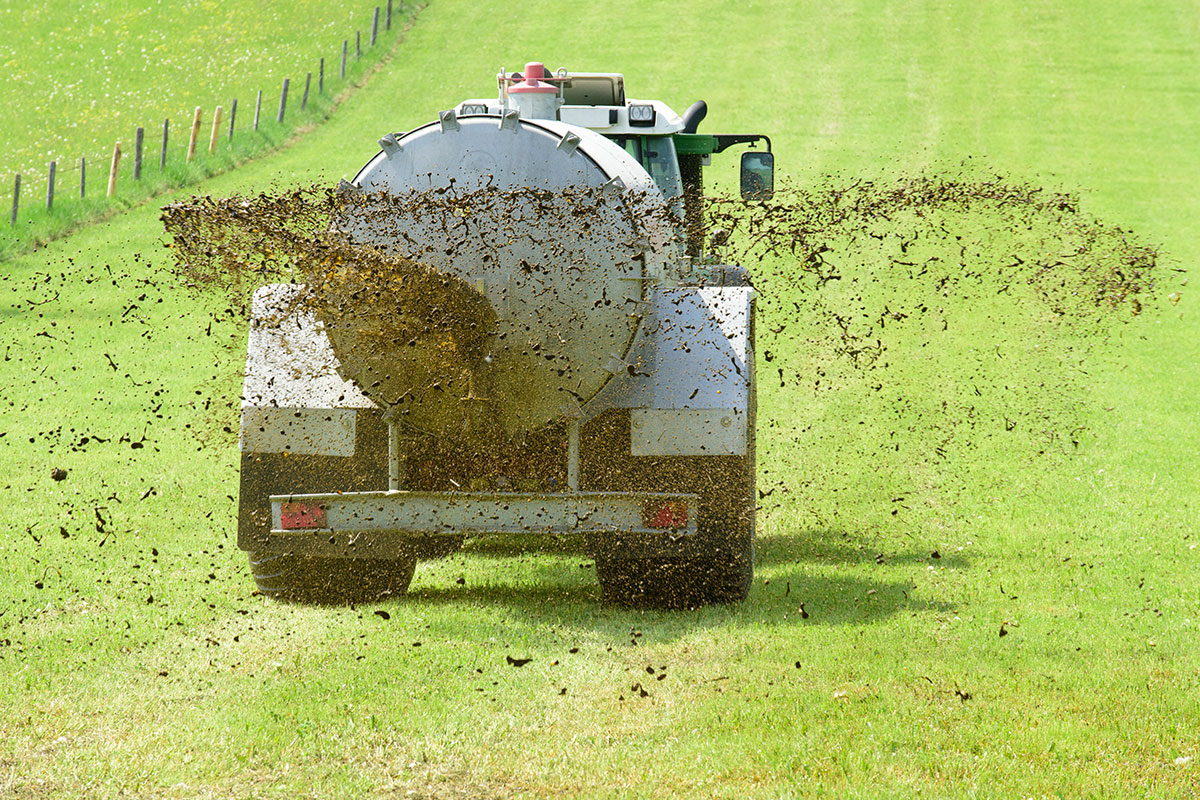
xmin=237 ymin=62 xmax=774 ymax=606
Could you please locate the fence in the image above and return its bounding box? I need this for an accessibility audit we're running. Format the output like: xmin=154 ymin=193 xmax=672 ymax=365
xmin=6 ymin=0 xmax=407 ymax=243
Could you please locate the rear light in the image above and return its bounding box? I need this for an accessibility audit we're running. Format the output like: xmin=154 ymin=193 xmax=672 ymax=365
xmin=460 ymin=103 xmax=488 ymax=115
xmin=280 ymin=501 xmax=327 ymax=530
xmin=643 ymin=499 xmax=688 ymax=529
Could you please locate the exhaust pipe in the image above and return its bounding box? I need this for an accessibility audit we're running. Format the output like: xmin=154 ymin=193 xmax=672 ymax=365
xmin=681 ymin=100 xmax=707 ymax=134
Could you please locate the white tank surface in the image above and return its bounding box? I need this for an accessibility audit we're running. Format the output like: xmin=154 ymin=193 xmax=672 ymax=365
xmin=330 ymin=113 xmax=677 ymax=437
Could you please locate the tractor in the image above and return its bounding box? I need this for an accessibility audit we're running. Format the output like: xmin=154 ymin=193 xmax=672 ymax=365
xmin=237 ymin=61 xmax=773 ymax=607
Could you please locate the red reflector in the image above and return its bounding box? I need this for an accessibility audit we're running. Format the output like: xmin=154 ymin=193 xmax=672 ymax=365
xmin=643 ymin=500 xmax=688 ymax=529
xmin=280 ymin=501 xmax=326 ymax=530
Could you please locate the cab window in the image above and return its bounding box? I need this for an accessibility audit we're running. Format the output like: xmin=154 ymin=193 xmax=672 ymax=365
xmin=609 ymin=135 xmax=682 ymax=200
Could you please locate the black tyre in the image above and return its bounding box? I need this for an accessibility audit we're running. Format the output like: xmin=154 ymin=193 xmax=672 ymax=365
xmin=597 ymin=526 xmax=754 ymax=609
xmin=582 ymin=410 xmax=756 ymax=609
xmin=248 ymin=551 xmax=415 ymax=604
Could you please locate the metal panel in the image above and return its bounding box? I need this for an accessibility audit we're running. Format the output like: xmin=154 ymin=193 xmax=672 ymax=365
xmin=242 ymin=283 xmax=374 ymax=411
xmin=648 ymin=287 xmax=752 ymax=409
xmin=240 ymin=407 xmax=357 ymax=456
xmin=558 ymin=105 xmax=615 ymax=128
xmin=593 ymin=285 xmax=753 ymax=413
xmin=630 ymin=408 xmax=746 ymax=456
xmin=269 ymin=490 xmax=698 ymax=537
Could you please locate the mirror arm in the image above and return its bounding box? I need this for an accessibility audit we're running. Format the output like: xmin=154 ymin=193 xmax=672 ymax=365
xmin=712 ymin=134 xmax=772 ymax=154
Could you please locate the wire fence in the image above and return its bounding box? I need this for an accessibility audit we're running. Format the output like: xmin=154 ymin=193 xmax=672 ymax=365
xmin=4 ymin=0 xmax=410 ymax=256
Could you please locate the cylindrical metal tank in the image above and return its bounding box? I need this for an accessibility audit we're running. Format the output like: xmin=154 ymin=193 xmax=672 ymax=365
xmin=328 ymin=115 xmax=674 ymax=437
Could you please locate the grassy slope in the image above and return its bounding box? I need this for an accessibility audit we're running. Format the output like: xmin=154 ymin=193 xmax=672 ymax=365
xmin=1 ymin=1 xmax=1198 ymax=798
xmin=0 ymin=0 xmax=389 ymax=181
xmin=0 ymin=0 xmax=411 ymax=259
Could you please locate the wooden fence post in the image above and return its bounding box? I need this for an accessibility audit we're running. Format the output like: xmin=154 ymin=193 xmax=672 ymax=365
xmin=302 ymin=72 xmax=311 ymax=110
xmin=209 ymin=105 xmax=223 ymax=153
xmin=254 ymin=90 xmax=262 ymax=131
xmin=341 ymin=40 xmax=348 ymax=78
xmin=387 ymin=0 xmax=393 ymax=30
xmin=319 ymin=58 xmax=325 ymax=93
xmin=107 ymin=143 xmax=121 ymax=197
xmin=80 ymin=157 xmax=86 ymax=198
xmin=46 ymin=161 xmax=56 ymax=211
xmin=228 ymin=98 xmax=238 ymax=140
xmin=187 ymin=107 xmax=202 ymax=162
xmin=356 ymin=31 xmax=361 ymax=60
xmin=371 ymin=7 xmax=379 ymax=46
xmin=134 ymin=127 xmax=144 ymax=180
xmin=160 ymin=119 xmax=169 ymax=169
xmin=10 ymin=174 xmax=18 ymax=224
xmin=277 ymin=79 xmax=289 ymax=123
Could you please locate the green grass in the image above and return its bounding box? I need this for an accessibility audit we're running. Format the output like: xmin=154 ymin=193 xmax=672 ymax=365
xmin=1 ymin=0 xmax=1199 ymax=797
xmin=0 ymin=0 xmax=418 ymax=259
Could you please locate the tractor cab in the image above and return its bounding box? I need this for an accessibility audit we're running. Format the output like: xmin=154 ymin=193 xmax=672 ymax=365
xmin=455 ymin=63 xmax=772 ymax=255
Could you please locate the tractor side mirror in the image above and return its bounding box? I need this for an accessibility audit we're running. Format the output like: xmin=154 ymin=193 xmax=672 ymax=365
xmin=740 ymin=151 xmax=774 ymax=201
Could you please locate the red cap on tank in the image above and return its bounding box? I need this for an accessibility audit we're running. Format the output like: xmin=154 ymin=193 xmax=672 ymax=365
xmin=509 ymin=61 xmax=557 ymax=94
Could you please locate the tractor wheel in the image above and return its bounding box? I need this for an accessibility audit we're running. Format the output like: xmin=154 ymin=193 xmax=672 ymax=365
xmin=597 ymin=527 xmax=754 ymax=609
xmin=248 ymin=551 xmax=415 ymax=604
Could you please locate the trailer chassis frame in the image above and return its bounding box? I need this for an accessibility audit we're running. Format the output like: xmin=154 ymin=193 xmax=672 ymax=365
xmin=266 ymin=489 xmax=698 ymax=560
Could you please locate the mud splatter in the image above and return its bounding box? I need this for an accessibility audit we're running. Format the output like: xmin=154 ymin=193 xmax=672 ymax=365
xmin=163 ymin=184 xmax=676 ymax=440
xmin=163 ymin=174 xmax=1162 ymax=453
xmin=705 ymin=174 xmax=1164 ymax=524
xmin=157 ymin=169 xmax=1168 ymax=604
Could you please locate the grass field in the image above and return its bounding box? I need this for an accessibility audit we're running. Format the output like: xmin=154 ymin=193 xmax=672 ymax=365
xmin=1 ymin=0 xmax=1199 ymax=797
xmin=0 ymin=0 xmax=413 ymax=258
